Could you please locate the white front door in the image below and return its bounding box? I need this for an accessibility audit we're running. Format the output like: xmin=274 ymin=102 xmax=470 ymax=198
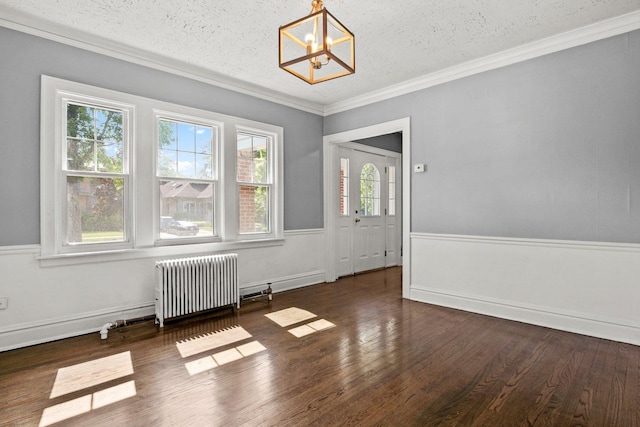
xmin=337 ymin=146 xmax=400 ymax=276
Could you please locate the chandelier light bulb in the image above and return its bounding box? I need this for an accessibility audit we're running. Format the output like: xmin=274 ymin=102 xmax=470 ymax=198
xmin=305 ymin=33 xmax=314 ymax=45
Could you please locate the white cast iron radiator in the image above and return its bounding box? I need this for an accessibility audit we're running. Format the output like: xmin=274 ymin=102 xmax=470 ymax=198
xmin=155 ymin=253 xmax=239 ymax=327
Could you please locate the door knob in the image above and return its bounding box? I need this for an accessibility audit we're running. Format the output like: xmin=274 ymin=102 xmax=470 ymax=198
xmin=355 ymin=218 xmax=361 ymax=223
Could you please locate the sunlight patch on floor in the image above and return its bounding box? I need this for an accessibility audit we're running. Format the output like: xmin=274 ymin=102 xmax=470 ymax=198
xmin=288 ymin=319 xmax=336 ymax=338
xmin=265 ymin=307 xmax=317 ymax=327
xmin=39 ymin=395 xmax=91 ymax=427
xmin=40 ymin=352 xmax=136 ymax=426
xmin=50 ymin=351 xmax=134 ymax=398
xmin=39 ymin=380 xmax=137 ymax=426
xmin=92 ymin=380 xmax=137 ymax=409
xmin=176 ymin=325 xmax=252 ymax=358
xmin=184 ymin=340 xmax=267 ymax=375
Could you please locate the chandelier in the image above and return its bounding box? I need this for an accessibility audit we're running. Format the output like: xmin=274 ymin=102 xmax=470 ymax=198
xmin=279 ymin=0 xmax=355 ymax=84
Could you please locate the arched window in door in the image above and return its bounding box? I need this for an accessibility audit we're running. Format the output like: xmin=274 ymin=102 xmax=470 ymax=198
xmin=360 ymin=163 xmax=380 ymax=216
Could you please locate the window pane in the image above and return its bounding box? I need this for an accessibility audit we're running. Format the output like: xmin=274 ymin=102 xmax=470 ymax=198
xmin=158 ymin=149 xmax=178 ymax=176
xmin=67 ymin=138 xmax=94 ymax=171
xmin=237 ymin=132 xmax=269 ymax=184
xmin=66 ymin=104 xmax=123 ymax=173
xmin=67 ymin=105 xmax=95 ymax=139
xmin=157 ymin=117 xmax=217 ymax=243
xmin=388 ymin=165 xmax=396 ymax=216
xmin=66 ymin=176 xmax=125 ymax=244
xmin=196 ymin=153 xmax=213 ymax=179
xmin=158 ymin=119 xmax=215 ymax=179
xmin=159 ymin=180 xmax=215 ymax=239
xmin=95 ymin=109 xmax=123 ymax=145
xmin=195 ymin=126 xmax=212 ymax=154
xmin=340 ymin=157 xmax=349 ymax=216
xmin=177 ymin=122 xmax=196 ymax=152
xmin=253 ymin=157 xmax=267 ymax=183
xmin=158 ymin=120 xmax=177 ymax=150
xmin=360 ymin=163 xmax=380 ymax=216
xmin=177 ymin=151 xmax=196 ymax=178
xmin=239 ymin=185 xmax=269 ymax=233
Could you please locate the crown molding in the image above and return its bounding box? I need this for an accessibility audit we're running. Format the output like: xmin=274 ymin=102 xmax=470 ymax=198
xmin=0 ymin=6 xmax=325 ymax=116
xmin=2 ymin=6 xmax=639 ymax=117
xmin=323 ymin=10 xmax=640 ymax=116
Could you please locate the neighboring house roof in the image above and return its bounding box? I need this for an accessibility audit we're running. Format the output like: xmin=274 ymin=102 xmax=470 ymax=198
xmin=160 ymin=181 xmax=212 ymax=199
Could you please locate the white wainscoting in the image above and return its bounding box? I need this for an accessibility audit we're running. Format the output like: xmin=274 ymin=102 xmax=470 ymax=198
xmin=0 ymin=230 xmax=325 ymax=352
xmin=410 ymin=233 xmax=640 ymax=346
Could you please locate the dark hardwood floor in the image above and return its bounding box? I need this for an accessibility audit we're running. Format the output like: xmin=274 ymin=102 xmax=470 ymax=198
xmin=1 ymin=267 xmax=639 ymax=426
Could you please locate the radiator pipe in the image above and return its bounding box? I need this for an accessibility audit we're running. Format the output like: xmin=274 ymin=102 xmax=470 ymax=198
xmin=100 ymin=322 xmax=114 ymax=340
xmin=99 ymin=314 xmax=155 ymax=339
xmin=240 ymin=284 xmax=273 ymax=302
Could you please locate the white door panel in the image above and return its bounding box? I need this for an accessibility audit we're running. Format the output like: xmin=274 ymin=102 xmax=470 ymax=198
xmin=352 ymin=150 xmax=385 ymax=273
xmin=386 ymin=223 xmax=397 ymax=266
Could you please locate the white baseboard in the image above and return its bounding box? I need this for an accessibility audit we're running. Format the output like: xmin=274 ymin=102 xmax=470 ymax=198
xmin=0 ymin=302 xmax=154 ymax=352
xmin=410 ymin=233 xmax=640 ymax=346
xmin=0 ymin=268 xmax=326 ymax=352
xmin=411 ymin=287 xmax=640 ymax=346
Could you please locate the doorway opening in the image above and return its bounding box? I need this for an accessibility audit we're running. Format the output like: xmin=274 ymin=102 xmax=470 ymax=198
xmin=323 ymin=118 xmax=411 ymax=298
xmin=337 ymin=144 xmax=401 ymax=276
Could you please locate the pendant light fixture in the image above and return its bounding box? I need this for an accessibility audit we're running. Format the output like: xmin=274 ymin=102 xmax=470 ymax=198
xmin=279 ymin=0 xmax=355 ymax=84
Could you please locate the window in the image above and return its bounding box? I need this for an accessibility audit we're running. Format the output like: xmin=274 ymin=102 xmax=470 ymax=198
xmin=41 ymin=76 xmax=283 ymax=261
xmin=388 ymin=165 xmax=396 ymax=216
xmin=360 ymin=163 xmax=380 ymax=216
xmin=65 ymin=102 xmax=129 ymax=246
xmin=41 ymin=84 xmax=135 ymax=256
xmin=237 ymin=131 xmax=272 ymax=234
xmin=339 ymin=157 xmax=349 ymax=216
xmin=156 ymin=116 xmax=219 ymax=241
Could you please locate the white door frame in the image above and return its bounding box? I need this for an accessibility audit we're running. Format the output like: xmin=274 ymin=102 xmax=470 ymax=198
xmin=323 ymin=117 xmax=411 ymax=299
xmin=337 ymin=143 xmax=401 ymax=276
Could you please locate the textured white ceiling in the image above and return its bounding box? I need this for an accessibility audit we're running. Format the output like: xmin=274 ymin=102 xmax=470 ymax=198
xmin=1 ymin=0 xmax=640 ymax=109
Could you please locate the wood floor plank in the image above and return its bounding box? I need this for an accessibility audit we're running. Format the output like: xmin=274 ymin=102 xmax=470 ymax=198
xmin=1 ymin=267 xmax=639 ymax=426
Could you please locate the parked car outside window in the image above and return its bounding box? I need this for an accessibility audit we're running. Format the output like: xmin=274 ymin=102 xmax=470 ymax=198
xmin=165 ymin=220 xmax=199 ymax=236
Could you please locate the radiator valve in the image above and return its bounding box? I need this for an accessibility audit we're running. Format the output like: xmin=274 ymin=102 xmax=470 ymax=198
xmin=240 ymin=283 xmax=273 ymax=305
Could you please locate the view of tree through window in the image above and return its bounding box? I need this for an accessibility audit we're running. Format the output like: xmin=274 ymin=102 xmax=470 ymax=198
xmin=44 ymin=77 xmax=284 ymax=256
xmin=157 ymin=118 xmax=216 ymax=239
xmin=65 ymin=103 xmax=126 ymax=244
xmin=360 ymin=163 xmax=380 ymax=216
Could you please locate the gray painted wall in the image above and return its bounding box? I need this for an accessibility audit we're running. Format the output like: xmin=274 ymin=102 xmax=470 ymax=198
xmin=3 ymin=26 xmax=639 ymax=246
xmin=325 ymin=30 xmax=640 ymax=244
xmin=0 ymin=27 xmax=324 ymax=246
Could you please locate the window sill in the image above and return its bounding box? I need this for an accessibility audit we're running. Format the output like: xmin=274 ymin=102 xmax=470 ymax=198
xmin=38 ymin=238 xmax=285 ymax=267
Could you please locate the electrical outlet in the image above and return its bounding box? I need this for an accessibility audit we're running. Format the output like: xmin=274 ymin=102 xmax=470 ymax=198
xmin=0 ymin=298 xmax=7 ymax=310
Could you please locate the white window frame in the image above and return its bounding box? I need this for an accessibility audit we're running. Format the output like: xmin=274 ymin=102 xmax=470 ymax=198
xmin=41 ymin=79 xmax=135 ymax=257
xmin=153 ymin=110 xmax=223 ymax=245
xmin=40 ymin=76 xmax=284 ymax=263
xmin=235 ymin=127 xmax=277 ymax=239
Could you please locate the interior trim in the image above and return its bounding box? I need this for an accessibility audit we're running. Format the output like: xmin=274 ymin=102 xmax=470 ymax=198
xmin=1 ymin=7 xmax=639 ymax=116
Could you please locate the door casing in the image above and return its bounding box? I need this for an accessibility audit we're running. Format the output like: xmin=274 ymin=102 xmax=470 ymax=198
xmin=323 ymin=117 xmax=411 ymax=299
